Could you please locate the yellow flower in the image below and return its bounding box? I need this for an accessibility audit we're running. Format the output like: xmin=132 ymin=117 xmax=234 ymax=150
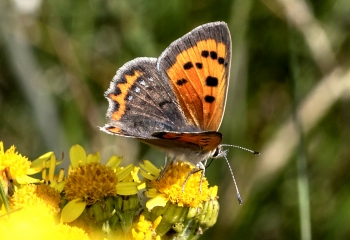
xmin=61 ymin=145 xmax=139 ymax=223
xmin=132 ymin=214 xmax=162 ymax=240
xmin=0 ymin=177 xmax=88 ymax=240
xmin=147 ymin=185 xmax=220 ymax=237
xmin=0 ymin=207 xmax=90 ymax=240
xmin=140 ymin=160 xmax=210 ymax=211
xmin=0 ymin=142 xmax=42 ymax=187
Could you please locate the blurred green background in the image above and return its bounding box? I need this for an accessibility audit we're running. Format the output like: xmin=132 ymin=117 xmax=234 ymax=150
xmin=1 ymin=0 xmax=350 ymax=239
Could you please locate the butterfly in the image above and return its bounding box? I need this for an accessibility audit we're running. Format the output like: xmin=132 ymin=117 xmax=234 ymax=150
xmin=100 ymin=22 xmax=255 ymax=203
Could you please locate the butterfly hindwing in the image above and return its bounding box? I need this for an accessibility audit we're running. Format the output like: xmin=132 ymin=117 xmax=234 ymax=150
xmin=152 ymin=131 xmax=222 ymax=153
xmin=157 ymin=22 xmax=231 ymax=131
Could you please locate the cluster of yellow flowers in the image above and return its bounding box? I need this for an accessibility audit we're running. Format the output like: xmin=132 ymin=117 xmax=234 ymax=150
xmin=0 ymin=141 xmax=219 ymax=240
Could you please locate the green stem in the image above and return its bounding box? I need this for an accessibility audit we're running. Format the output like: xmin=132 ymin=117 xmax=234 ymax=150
xmin=288 ymin=20 xmax=312 ymax=240
xmin=0 ymin=180 xmax=11 ymax=214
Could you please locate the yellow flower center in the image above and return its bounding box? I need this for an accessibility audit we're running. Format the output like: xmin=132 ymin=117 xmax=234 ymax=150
xmin=10 ymin=184 xmax=61 ymax=216
xmin=64 ymin=162 xmax=117 ymax=205
xmin=150 ymin=161 xmax=210 ymax=207
xmin=35 ymin=184 xmax=61 ymax=212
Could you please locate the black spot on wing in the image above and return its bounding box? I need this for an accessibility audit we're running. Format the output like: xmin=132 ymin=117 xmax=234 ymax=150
xmin=176 ymin=79 xmax=188 ymax=86
xmin=195 ymin=62 xmax=203 ymax=69
xmin=206 ymin=76 xmax=218 ymax=87
xmin=210 ymin=51 xmax=217 ymax=60
xmin=201 ymin=50 xmax=209 ymax=58
xmin=184 ymin=62 xmax=193 ymax=70
xmin=204 ymin=95 xmax=215 ymax=103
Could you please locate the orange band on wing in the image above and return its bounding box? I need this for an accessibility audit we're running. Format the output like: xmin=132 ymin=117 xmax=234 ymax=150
xmin=110 ymin=70 xmax=143 ymax=120
xmin=105 ymin=126 xmax=123 ymax=135
xmin=154 ymin=132 xmax=222 ymax=152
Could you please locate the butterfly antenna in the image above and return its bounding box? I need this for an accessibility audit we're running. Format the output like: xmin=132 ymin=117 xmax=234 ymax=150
xmin=223 ymin=154 xmax=243 ymax=205
xmin=221 ymin=144 xmax=260 ymax=155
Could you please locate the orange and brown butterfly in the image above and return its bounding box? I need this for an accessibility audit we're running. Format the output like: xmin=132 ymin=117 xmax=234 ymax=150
xmin=101 ymin=22 xmax=232 ymax=185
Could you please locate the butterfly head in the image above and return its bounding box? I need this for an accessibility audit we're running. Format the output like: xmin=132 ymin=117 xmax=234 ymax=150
xmin=212 ymin=145 xmax=228 ymax=159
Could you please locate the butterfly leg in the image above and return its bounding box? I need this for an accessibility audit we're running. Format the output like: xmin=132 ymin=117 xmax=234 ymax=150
xmin=182 ymin=161 xmax=206 ymax=193
xmin=157 ymin=155 xmax=175 ymax=181
xmin=164 ymin=155 xmax=168 ymax=166
xmin=198 ymin=160 xmax=208 ymax=192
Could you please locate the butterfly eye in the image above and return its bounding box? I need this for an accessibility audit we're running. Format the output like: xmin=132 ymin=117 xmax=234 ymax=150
xmin=213 ymin=147 xmax=221 ymax=157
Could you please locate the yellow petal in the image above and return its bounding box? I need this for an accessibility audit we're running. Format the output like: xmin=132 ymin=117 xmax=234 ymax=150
xmin=61 ymin=199 xmax=86 ymax=223
xmin=70 ymin=145 xmax=86 ymax=169
xmin=209 ymin=185 xmax=218 ymax=199
xmin=116 ymin=182 xmax=138 ymax=195
xmin=28 ymin=151 xmax=53 ymax=174
xmin=86 ymin=151 xmax=100 ymax=164
xmin=115 ymin=164 xmax=134 ymax=181
xmin=140 ymin=160 xmax=161 ymax=176
xmin=50 ymin=181 xmax=66 ymax=192
xmin=137 ymin=181 xmax=146 ymax=190
xmin=129 ymin=166 xmax=140 ymax=183
xmin=153 ymin=216 xmax=162 ymax=229
xmin=132 ymin=229 xmax=140 ymax=239
xmin=139 ymin=169 xmax=157 ymax=180
xmin=58 ymin=168 xmax=65 ymax=182
xmin=105 ymin=155 xmax=122 ymax=169
xmin=48 ymin=154 xmax=57 ymax=182
xmin=144 ymin=188 xmax=159 ymax=198
xmin=16 ymin=175 xmax=40 ymax=184
xmin=146 ymin=194 xmax=169 ymax=211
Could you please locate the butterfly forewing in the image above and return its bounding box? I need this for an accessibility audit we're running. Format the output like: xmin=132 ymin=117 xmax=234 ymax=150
xmin=158 ymin=22 xmax=231 ymax=131
xmin=103 ymin=58 xmax=191 ymax=138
